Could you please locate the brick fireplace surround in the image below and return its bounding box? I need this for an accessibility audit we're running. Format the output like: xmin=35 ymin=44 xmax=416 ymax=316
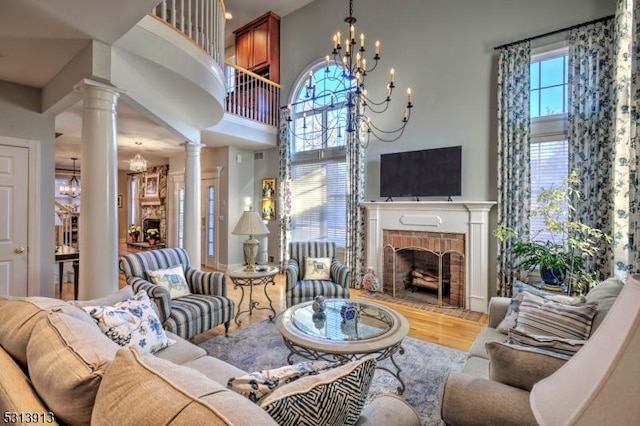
xmin=361 ymin=201 xmax=495 ymax=313
xmin=383 ymin=230 xmax=465 ymax=308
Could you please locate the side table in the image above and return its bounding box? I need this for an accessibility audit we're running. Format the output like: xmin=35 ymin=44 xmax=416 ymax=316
xmin=228 ymin=265 xmax=278 ymax=326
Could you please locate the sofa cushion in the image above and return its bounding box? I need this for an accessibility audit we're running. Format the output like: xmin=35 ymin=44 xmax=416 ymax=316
xmin=27 ymin=311 xmax=120 ymax=425
xmin=260 ymin=357 xmax=377 ymax=426
xmin=585 ymin=277 xmax=624 ymax=333
xmin=92 ymin=348 xmax=276 ymax=426
xmin=154 ymin=331 xmax=207 ymax=365
xmin=468 ymin=326 xmax=505 ymax=359
xmin=181 ymin=355 xmax=248 ymax=385
xmin=496 ymin=281 xmax=584 ymax=334
xmin=303 ymin=257 xmax=332 ymax=280
xmin=0 ymin=296 xmax=91 ymax=369
xmin=0 ymin=347 xmax=54 ymax=421
xmin=486 ymin=341 xmax=567 ymax=391
xmin=147 ymin=265 xmax=192 ymax=299
xmin=82 ymin=290 xmax=169 ymax=354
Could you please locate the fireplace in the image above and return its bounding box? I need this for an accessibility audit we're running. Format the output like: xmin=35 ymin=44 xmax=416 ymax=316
xmin=382 ymin=230 xmax=465 ymax=308
xmin=361 ymin=201 xmax=495 ymax=313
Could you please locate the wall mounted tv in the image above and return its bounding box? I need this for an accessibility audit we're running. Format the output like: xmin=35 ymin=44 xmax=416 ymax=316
xmin=379 ymin=146 xmax=462 ymax=199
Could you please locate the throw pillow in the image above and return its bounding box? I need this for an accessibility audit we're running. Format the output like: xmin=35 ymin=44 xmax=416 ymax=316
xmin=496 ymin=280 xmax=585 ymax=334
xmin=147 ymin=265 xmax=191 ymax=299
xmin=82 ymin=290 xmax=170 ymax=354
xmin=228 ymin=361 xmax=334 ymax=403
xmin=486 ymin=341 xmax=567 ymax=391
xmin=514 ymin=292 xmax=597 ymax=340
xmin=260 ymin=357 xmax=377 ymax=426
xmin=27 ymin=311 xmax=120 ymax=425
xmin=506 ymin=329 xmax=587 ymax=358
xmin=303 ymin=257 xmax=332 ymax=280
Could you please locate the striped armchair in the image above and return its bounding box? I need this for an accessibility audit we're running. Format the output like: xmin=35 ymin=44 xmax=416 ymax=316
xmin=285 ymin=241 xmax=350 ymax=307
xmin=119 ymin=248 xmax=234 ymax=339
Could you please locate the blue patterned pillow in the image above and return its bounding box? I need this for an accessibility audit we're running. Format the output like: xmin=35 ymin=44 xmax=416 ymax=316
xmin=228 ymin=361 xmax=333 ymax=403
xmin=82 ymin=290 xmax=169 ymax=354
xmin=147 ymin=265 xmax=191 ymax=299
xmin=496 ymin=281 xmax=584 ymax=334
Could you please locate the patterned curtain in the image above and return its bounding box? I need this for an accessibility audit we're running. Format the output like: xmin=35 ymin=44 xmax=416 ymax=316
xmin=567 ymin=19 xmax=616 ymax=280
xmin=277 ymin=109 xmax=292 ymax=271
xmin=630 ymin=0 xmax=640 ymax=273
xmin=496 ymin=41 xmax=531 ymax=296
xmin=345 ymin=128 xmax=366 ymax=288
xmin=615 ymin=0 xmax=640 ymax=275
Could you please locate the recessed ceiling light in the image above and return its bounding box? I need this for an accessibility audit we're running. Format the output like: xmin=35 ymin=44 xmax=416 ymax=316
xmin=225 ymin=12 xmax=233 ymax=20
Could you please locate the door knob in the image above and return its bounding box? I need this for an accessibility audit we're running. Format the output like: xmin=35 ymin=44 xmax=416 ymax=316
xmin=14 ymin=247 xmax=25 ymax=254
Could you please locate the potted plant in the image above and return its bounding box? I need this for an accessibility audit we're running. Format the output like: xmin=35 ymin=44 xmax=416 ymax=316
xmin=128 ymin=224 xmax=141 ymax=243
xmin=145 ymin=228 xmax=160 ymax=245
xmin=494 ymin=170 xmax=612 ymax=294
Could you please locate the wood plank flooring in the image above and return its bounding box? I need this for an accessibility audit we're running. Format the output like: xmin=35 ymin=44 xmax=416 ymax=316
xmin=59 ymin=243 xmax=487 ymax=352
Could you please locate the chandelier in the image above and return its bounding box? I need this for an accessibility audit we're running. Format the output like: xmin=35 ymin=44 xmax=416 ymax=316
xmin=129 ymin=141 xmax=147 ymax=172
xmin=59 ymin=157 xmax=81 ymax=198
xmin=285 ymin=0 xmax=413 ymax=148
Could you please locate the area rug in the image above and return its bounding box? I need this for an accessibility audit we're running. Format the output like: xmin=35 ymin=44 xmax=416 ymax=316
xmin=198 ymin=319 xmax=468 ymax=425
xmin=360 ymin=291 xmax=484 ymax=322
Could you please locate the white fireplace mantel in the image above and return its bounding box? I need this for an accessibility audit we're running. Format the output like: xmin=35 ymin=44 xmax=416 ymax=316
xmin=361 ymin=201 xmax=496 ymax=313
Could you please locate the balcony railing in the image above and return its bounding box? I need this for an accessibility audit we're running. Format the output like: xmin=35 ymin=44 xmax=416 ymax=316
xmin=151 ymin=0 xmax=226 ymax=66
xmin=151 ymin=1 xmax=281 ymax=127
xmin=224 ymin=63 xmax=281 ymax=127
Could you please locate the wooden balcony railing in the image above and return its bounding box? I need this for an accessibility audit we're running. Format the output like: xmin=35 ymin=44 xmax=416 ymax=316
xmin=151 ymin=0 xmax=226 ymax=66
xmin=224 ymin=63 xmax=281 ymax=127
xmin=151 ymin=2 xmax=281 ymax=127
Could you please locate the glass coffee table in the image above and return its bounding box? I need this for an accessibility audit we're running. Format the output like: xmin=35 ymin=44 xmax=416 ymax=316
xmin=277 ymin=299 xmax=409 ymax=393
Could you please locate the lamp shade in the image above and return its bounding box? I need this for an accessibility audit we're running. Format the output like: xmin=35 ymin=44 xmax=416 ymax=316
xmin=530 ymin=275 xmax=640 ymax=425
xmin=232 ymin=210 xmax=270 ymax=236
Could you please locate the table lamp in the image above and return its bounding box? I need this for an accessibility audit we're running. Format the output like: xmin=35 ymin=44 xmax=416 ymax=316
xmin=232 ymin=210 xmax=270 ymax=272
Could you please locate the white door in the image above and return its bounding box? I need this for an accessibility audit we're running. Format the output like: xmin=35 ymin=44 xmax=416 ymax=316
xmin=201 ymin=179 xmax=217 ymax=268
xmin=0 ymin=145 xmax=29 ymax=296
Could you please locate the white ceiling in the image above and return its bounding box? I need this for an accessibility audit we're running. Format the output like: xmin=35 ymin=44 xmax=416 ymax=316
xmin=0 ymin=0 xmax=313 ymax=171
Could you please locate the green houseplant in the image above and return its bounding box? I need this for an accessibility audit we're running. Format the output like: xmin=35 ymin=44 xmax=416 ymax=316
xmin=494 ymin=170 xmax=612 ymax=293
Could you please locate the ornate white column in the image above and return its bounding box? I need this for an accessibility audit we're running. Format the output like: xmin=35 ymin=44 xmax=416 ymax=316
xmin=184 ymin=142 xmax=202 ymax=267
xmin=75 ymin=79 xmax=122 ymax=299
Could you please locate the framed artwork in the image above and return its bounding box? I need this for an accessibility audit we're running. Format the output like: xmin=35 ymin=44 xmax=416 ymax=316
xmin=117 ymin=195 xmax=123 ymax=208
xmin=261 ymin=178 xmax=276 ymax=198
xmin=145 ymin=173 xmax=159 ymax=197
xmin=261 ymin=198 xmax=276 ymax=221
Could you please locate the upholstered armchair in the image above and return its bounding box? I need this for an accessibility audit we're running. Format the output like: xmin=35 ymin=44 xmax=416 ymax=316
xmin=119 ymin=248 xmax=234 ymax=339
xmin=285 ymin=241 xmax=350 ymax=307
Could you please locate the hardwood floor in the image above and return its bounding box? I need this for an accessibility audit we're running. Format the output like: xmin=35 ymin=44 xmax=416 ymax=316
xmin=60 ymin=243 xmax=487 ymax=352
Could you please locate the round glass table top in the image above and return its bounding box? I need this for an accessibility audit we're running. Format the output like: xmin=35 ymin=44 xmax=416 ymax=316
xmin=291 ymin=299 xmax=394 ymax=342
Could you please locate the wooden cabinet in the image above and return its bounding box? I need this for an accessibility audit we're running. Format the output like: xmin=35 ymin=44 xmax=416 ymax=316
xmin=234 ymin=12 xmax=280 ymax=83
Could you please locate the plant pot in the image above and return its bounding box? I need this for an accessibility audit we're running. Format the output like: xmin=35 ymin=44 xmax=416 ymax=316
xmin=541 ymin=266 xmax=565 ymax=285
xmin=148 ymin=239 xmax=156 ymax=246
xmin=129 ymin=235 xmax=137 ymax=243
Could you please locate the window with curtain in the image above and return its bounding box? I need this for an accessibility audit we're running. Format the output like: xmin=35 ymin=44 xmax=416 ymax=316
xmin=529 ymin=46 xmax=569 ymax=242
xmin=289 ymin=62 xmax=351 ymax=248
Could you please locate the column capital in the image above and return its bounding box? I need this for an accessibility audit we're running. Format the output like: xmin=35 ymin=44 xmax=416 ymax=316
xmin=73 ymin=78 xmax=125 ymax=97
xmin=182 ymin=141 xmax=203 ymax=154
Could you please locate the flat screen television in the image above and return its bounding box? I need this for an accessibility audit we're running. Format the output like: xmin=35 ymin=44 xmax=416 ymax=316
xmin=379 ymin=146 xmax=462 ymax=199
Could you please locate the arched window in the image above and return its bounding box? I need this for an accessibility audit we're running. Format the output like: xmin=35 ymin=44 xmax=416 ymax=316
xmin=288 ymin=61 xmax=354 ymax=248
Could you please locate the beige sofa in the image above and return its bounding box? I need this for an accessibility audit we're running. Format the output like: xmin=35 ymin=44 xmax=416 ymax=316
xmin=0 ymin=288 xmax=420 ymax=426
xmin=440 ymin=277 xmax=624 ymax=425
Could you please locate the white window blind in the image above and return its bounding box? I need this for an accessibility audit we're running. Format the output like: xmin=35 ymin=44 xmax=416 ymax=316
xmin=290 ymin=157 xmax=346 ymax=247
xmin=529 ymin=139 xmax=568 ymax=244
